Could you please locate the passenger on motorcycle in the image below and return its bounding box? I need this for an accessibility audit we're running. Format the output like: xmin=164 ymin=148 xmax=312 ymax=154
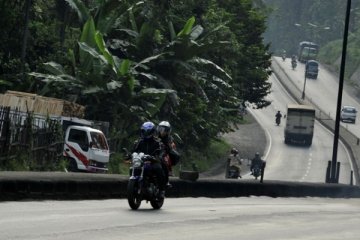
xmin=157 ymin=121 xmax=180 ymax=186
xmin=250 ymin=152 xmax=265 ymax=174
xmin=132 ymin=121 xmax=166 ymax=198
xmin=227 ymin=148 xmax=242 ymax=178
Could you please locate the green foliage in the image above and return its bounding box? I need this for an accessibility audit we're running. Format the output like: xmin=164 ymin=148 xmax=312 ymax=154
xmin=181 ymin=138 xmax=231 ymax=172
xmin=263 ymin=0 xmax=357 ymax=55
xmin=108 ymin=152 xmax=129 ymax=174
xmin=1 ymin=0 xmax=272 ymax=171
xmin=318 ymin=40 xmax=342 ymax=65
xmin=0 ymin=153 xmax=30 ymax=171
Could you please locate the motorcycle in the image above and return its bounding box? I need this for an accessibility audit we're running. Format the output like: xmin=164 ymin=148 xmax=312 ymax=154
xmin=291 ymin=60 xmax=297 ymax=70
xmin=276 ymin=116 xmax=281 ymax=126
xmin=252 ymin=165 xmax=262 ymax=180
xmin=126 ymin=151 xmax=165 ymax=210
xmin=227 ymin=165 xmax=240 ymax=179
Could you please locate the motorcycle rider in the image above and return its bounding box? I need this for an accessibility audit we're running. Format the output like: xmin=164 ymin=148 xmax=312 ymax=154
xmin=227 ymin=148 xmax=242 ymax=178
xmin=282 ymin=50 xmax=286 ymax=61
xmin=291 ymin=55 xmax=297 ymax=69
xmin=132 ymin=121 xmax=166 ymax=198
xmin=275 ymin=110 xmax=282 ymax=125
xmin=250 ymin=152 xmax=265 ymax=175
xmin=157 ymin=121 xmax=180 ymax=187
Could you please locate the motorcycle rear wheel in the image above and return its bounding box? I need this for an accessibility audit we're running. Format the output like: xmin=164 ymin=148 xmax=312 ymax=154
xmin=127 ymin=179 xmax=142 ymax=210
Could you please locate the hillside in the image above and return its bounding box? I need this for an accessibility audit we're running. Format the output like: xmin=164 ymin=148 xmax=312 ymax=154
xmin=263 ymin=0 xmax=360 ymax=94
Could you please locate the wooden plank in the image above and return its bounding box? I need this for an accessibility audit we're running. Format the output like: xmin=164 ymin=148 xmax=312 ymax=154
xmin=0 ymin=91 xmax=85 ymax=118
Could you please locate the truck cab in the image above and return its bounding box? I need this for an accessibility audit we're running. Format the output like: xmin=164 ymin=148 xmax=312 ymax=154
xmin=63 ymin=125 xmax=109 ymax=172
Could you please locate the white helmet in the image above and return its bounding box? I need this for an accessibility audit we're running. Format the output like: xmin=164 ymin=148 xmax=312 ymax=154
xmin=158 ymin=121 xmax=171 ymax=136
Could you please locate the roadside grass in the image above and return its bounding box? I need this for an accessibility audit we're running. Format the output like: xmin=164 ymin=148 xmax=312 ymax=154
xmin=179 ymin=138 xmax=231 ymax=173
xmin=0 ymin=151 xmax=65 ymax=171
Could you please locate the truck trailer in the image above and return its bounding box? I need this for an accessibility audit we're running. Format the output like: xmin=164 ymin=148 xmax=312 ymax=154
xmin=284 ymin=104 xmax=315 ymax=146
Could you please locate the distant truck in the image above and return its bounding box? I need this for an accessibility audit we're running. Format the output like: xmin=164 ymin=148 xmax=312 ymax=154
xmin=26 ymin=115 xmax=110 ymax=173
xmin=305 ymin=60 xmax=319 ymax=79
xmin=284 ymin=104 xmax=315 ymax=146
xmin=0 ymin=90 xmax=110 ymax=173
xmin=298 ymin=41 xmax=319 ymax=63
xmin=62 ymin=118 xmax=110 ymax=173
xmin=24 ymin=113 xmax=110 ymax=173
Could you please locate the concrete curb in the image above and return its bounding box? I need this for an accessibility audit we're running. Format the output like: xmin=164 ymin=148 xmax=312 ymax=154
xmin=0 ymin=172 xmax=360 ymax=201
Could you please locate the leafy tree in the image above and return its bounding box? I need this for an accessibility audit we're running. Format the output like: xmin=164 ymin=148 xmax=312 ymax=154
xmin=1 ymin=0 xmax=274 ymax=166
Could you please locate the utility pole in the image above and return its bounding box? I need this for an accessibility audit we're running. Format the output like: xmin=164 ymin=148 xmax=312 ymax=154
xmin=329 ymin=0 xmax=351 ymax=183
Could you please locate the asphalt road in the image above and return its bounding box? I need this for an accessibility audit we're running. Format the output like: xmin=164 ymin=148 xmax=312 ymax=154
xmin=274 ymin=56 xmax=360 ymax=138
xmin=249 ymin=73 xmax=352 ymax=184
xmin=1 ymin=197 xmax=360 ymax=240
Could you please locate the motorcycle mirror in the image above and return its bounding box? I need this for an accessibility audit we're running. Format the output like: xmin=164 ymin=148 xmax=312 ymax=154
xmin=122 ymin=148 xmax=129 ymax=155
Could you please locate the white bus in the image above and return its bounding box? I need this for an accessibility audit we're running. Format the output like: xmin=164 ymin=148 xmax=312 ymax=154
xmin=284 ymin=104 xmax=315 ymax=146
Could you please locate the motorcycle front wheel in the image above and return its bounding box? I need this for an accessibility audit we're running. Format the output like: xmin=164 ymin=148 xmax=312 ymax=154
xmin=150 ymin=197 xmax=164 ymax=210
xmin=127 ymin=179 xmax=142 ymax=210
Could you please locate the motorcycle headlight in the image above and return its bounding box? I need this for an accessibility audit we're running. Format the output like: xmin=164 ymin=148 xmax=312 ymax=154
xmin=132 ymin=157 xmax=142 ymax=168
xmin=131 ymin=152 xmax=144 ymax=168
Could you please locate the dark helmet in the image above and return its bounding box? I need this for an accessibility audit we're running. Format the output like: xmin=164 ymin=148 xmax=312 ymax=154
xmin=255 ymin=152 xmax=260 ymax=157
xmin=141 ymin=121 xmax=156 ymax=139
xmin=158 ymin=121 xmax=171 ymax=136
xmin=230 ymin=148 xmax=238 ymax=155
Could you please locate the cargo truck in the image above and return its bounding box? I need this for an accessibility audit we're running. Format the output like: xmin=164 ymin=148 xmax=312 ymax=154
xmin=284 ymin=104 xmax=315 ymax=146
xmin=298 ymin=41 xmax=319 ymax=63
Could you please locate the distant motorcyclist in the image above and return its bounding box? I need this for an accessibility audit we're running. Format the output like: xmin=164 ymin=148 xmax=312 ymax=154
xmin=282 ymin=50 xmax=286 ymax=61
xmin=250 ymin=152 xmax=265 ymax=175
xmin=227 ymin=148 xmax=242 ymax=178
xmin=291 ymin=55 xmax=297 ymax=69
xmin=132 ymin=121 xmax=166 ymax=198
xmin=275 ymin=110 xmax=282 ymax=125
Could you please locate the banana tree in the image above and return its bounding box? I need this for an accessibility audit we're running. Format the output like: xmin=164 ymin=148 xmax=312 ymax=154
xmin=30 ymin=14 xmax=176 ymax=149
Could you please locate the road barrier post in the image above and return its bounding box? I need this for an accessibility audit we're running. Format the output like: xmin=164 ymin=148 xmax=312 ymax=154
xmin=260 ymin=162 xmax=266 ymax=183
xmin=325 ymin=161 xmax=331 ymax=183
xmin=335 ymin=162 xmax=341 ymax=183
